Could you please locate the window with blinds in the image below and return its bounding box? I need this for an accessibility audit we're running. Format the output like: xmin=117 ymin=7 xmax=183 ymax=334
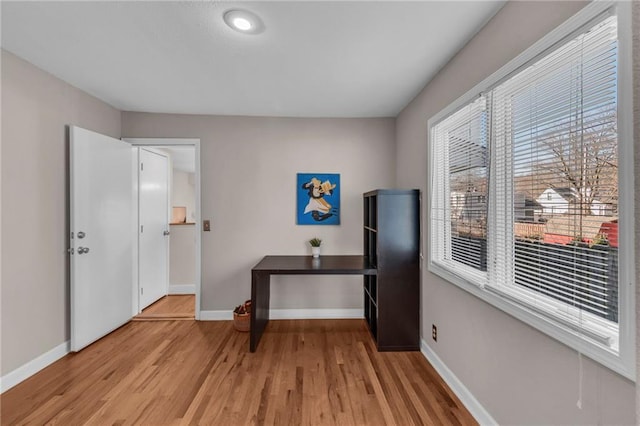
xmin=489 ymin=14 xmax=619 ymax=349
xmin=429 ymin=3 xmax=632 ymax=376
xmin=431 ymin=96 xmax=489 ymax=284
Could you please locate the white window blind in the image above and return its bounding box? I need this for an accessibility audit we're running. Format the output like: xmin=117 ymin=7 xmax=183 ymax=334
xmin=488 ymin=14 xmax=619 ymax=351
xmin=431 ymin=96 xmax=489 ymax=286
xmin=429 ymin=4 xmax=630 ymax=374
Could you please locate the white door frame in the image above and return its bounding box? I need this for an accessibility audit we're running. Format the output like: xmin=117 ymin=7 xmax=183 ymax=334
xmin=124 ymin=138 xmax=202 ymax=320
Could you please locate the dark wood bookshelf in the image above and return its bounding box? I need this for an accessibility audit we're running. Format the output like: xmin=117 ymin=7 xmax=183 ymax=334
xmin=363 ymin=189 xmax=420 ymax=351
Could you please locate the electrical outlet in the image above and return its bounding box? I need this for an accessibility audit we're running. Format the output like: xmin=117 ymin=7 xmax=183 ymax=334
xmin=432 ymin=324 xmax=438 ymax=342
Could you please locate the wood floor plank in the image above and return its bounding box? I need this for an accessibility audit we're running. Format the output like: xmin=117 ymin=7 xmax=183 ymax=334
xmin=356 ymin=341 xmax=397 ymax=426
xmin=1 ymin=319 xmax=477 ymax=426
xmin=135 ymin=295 xmax=195 ymax=320
xmin=392 ymin=355 xmax=437 ymax=426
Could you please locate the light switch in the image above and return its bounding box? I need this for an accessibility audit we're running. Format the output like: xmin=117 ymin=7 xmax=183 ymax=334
xmin=203 ymin=220 xmax=211 ymax=232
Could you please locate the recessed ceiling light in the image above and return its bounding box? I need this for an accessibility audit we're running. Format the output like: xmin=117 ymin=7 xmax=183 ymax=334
xmin=224 ymin=10 xmax=264 ymax=35
xmin=233 ymin=17 xmax=252 ymax=31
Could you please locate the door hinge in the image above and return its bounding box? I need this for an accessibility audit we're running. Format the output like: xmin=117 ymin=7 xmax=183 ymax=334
xmin=141 ymin=287 xmax=144 ymax=295
xmin=141 ymin=162 xmax=144 ymax=171
xmin=141 ymin=225 xmax=144 ymax=233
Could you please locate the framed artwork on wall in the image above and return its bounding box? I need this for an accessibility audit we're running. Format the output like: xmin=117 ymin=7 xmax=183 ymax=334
xmin=297 ymin=173 xmax=340 ymax=225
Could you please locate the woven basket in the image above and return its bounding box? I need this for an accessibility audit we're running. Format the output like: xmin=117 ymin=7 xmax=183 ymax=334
xmin=233 ymin=312 xmax=251 ymax=332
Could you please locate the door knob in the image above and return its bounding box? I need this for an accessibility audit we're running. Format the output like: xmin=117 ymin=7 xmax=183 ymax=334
xmin=78 ymin=247 xmax=90 ymax=254
xmin=163 ymin=230 xmax=170 ymax=236
xmin=77 ymin=231 xmax=86 ymax=239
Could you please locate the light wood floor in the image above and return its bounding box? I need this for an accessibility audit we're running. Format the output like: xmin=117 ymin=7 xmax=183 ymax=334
xmin=1 ymin=319 xmax=476 ymax=425
xmin=133 ymin=295 xmax=195 ymax=321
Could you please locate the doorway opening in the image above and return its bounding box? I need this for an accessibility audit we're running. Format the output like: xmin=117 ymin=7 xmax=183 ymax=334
xmin=125 ymin=138 xmax=202 ymax=320
xmin=133 ymin=295 xmax=195 ymax=321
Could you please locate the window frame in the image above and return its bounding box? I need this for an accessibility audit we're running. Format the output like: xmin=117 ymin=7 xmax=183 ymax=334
xmin=426 ymin=1 xmax=634 ymax=380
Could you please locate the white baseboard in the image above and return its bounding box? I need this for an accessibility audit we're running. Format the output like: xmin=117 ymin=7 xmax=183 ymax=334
xmin=200 ymin=310 xmax=233 ymax=320
xmin=269 ymin=308 xmax=363 ymax=319
xmin=199 ymin=308 xmax=363 ymax=321
xmin=1 ymin=340 xmax=70 ymax=394
xmin=168 ymin=284 xmax=196 ymax=295
xmin=420 ymin=339 xmax=496 ymax=426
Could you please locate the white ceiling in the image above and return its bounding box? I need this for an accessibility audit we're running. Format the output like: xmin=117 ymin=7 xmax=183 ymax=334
xmin=1 ymin=1 xmax=504 ymax=118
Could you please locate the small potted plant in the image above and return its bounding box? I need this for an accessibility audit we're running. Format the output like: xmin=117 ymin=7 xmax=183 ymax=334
xmin=233 ymin=299 xmax=251 ymax=332
xmin=309 ymin=237 xmax=322 ymax=258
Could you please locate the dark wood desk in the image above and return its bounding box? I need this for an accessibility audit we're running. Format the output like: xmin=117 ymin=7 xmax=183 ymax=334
xmin=250 ymin=255 xmax=376 ymax=352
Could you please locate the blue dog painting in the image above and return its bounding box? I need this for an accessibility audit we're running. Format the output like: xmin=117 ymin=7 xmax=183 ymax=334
xmin=297 ymin=173 xmax=340 ymax=225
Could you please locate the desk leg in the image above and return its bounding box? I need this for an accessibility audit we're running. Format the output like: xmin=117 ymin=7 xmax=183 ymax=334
xmin=250 ymin=271 xmax=270 ymax=352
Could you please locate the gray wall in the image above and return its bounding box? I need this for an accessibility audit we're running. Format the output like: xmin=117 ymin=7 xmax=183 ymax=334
xmin=396 ymin=1 xmax=635 ymax=425
xmin=122 ymin=113 xmax=395 ymax=313
xmin=634 ymin=1 xmax=640 ymax=422
xmin=169 ymin=224 xmax=196 ymax=287
xmin=1 ymin=50 xmax=121 ymax=375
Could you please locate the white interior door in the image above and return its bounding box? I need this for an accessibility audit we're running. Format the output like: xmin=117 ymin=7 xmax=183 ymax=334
xmin=70 ymin=126 xmax=133 ymax=352
xmin=139 ymin=148 xmax=169 ymax=310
